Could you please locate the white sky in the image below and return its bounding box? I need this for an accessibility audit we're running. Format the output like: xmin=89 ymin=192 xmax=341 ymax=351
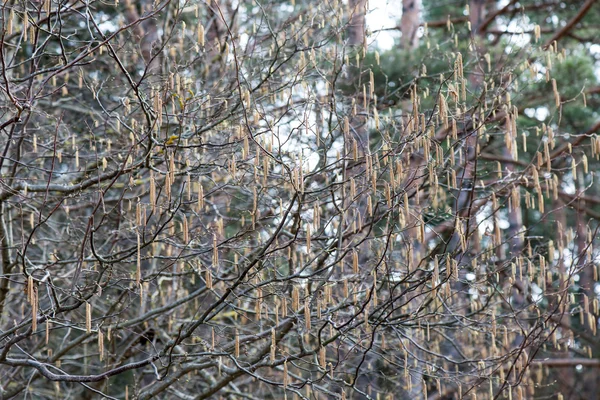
xmin=366 ymin=0 xmax=402 ymax=50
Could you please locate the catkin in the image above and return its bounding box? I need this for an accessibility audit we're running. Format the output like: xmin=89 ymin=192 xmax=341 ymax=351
xmin=98 ymin=329 xmax=104 ymax=361
xmin=270 ymin=328 xmax=276 ymax=362
xmin=86 ymin=302 xmax=92 ymax=334
xmin=234 ymin=329 xmax=240 ymax=357
xmin=304 ymin=292 xmax=311 ymax=330
xmin=197 ymin=24 xmax=205 ymax=47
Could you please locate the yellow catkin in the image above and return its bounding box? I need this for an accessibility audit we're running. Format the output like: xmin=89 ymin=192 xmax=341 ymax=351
xmin=183 ymin=215 xmax=189 ymax=244
xmin=31 ymin=285 xmax=38 ymax=332
xmin=292 ymin=286 xmax=299 ymax=310
xmin=7 ymin=9 xmax=14 ymax=34
xmin=235 ymin=329 xmax=240 ymax=357
xmin=439 ymin=94 xmax=448 ymax=128
xmin=136 ymin=232 xmax=141 ymax=284
xmin=46 ymin=320 xmax=51 ymax=344
xmin=86 ymin=302 xmax=92 ymax=334
xmin=98 ymin=329 xmax=104 ymax=361
xmin=27 ymin=276 xmax=34 ymax=304
xmin=283 ymin=360 xmax=288 ymax=389
xmin=552 ymin=79 xmax=560 ymax=107
xmin=198 ymin=24 xmax=205 ymax=47
xmin=213 ymin=234 xmax=219 ymax=268
xmin=319 ymin=347 xmax=326 ymax=368
xmin=304 ymin=289 xmax=311 ymax=330
xmin=270 ymin=328 xmax=276 ymax=362
xmin=205 ymin=269 xmax=212 ymax=289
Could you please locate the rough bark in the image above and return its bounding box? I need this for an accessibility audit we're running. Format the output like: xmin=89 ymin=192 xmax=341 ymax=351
xmin=400 ymin=0 xmax=421 ymax=49
xmin=348 ymin=0 xmax=367 ymax=49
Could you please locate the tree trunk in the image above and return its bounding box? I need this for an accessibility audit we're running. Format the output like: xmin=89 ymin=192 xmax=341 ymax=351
xmin=348 ymin=0 xmax=367 ymax=49
xmin=469 ymin=0 xmax=486 ymax=32
xmin=401 ymin=0 xmax=421 ymax=49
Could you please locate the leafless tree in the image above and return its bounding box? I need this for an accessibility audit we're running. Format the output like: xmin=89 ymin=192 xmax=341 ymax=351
xmin=0 ymin=0 xmax=599 ymax=399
